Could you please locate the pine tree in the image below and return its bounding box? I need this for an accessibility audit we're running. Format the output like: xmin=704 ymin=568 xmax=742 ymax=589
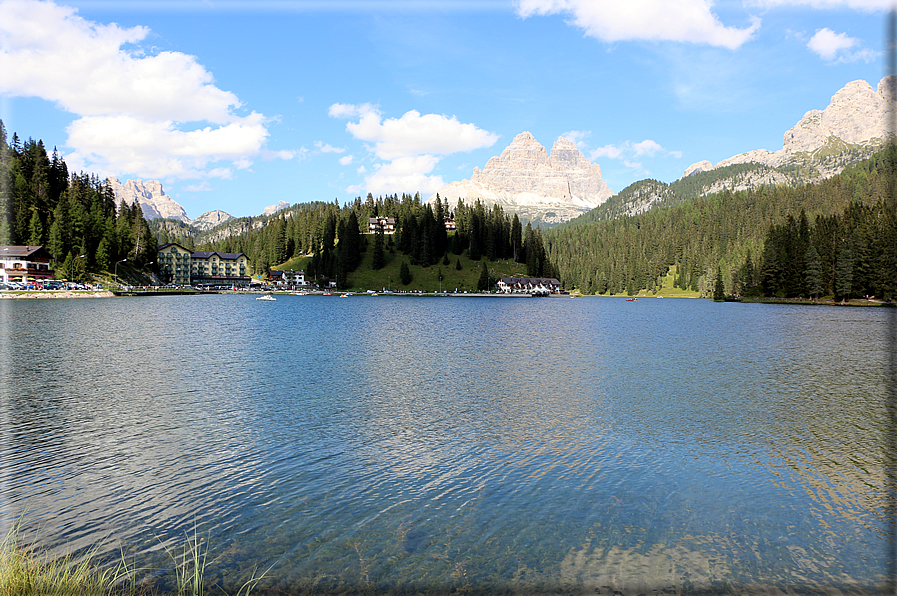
xmin=713 ymin=265 xmax=725 ymax=301
xmin=511 ymin=214 xmax=522 ymax=262
xmin=835 ymin=247 xmax=853 ymax=302
xmin=27 ymin=210 xmax=43 ymax=245
xmin=372 ymin=226 xmax=385 ymax=270
xmin=399 ymin=261 xmax=412 ymax=285
xmin=477 ymin=263 xmax=491 ymax=291
xmin=804 ymin=245 xmax=823 ymax=301
xmin=95 ymin=236 xmax=111 ymax=272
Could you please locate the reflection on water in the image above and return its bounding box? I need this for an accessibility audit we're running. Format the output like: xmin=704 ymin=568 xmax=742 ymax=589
xmin=0 ymin=296 xmax=891 ymax=594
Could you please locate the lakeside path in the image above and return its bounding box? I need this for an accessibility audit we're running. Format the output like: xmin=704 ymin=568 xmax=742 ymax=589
xmin=0 ymin=291 xmax=115 ymax=299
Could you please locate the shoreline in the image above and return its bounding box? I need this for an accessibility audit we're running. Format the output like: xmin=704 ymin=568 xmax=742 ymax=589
xmin=0 ymin=290 xmax=116 ymax=299
xmin=2 ymin=290 xmax=894 ymax=307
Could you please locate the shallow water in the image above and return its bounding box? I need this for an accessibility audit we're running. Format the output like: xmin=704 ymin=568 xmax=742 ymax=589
xmin=0 ymin=295 xmax=892 ymax=594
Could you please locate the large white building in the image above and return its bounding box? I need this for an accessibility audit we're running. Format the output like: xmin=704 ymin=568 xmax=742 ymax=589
xmin=0 ymin=246 xmax=54 ymax=283
xmin=157 ymin=243 xmax=250 ymax=286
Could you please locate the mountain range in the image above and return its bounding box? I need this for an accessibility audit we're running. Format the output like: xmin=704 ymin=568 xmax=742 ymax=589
xmin=428 ymin=132 xmax=614 ymax=226
xmin=111 ymin=76 xmax=894 ymax=231
xmin=108 ymin=178 xmax=291 ymax=231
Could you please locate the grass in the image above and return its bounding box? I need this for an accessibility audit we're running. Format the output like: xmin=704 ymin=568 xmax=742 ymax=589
xmin=569 ymin=264 xmax=702 ymax=298
xmin=0 ymin=519 xmax=137 ymax=596
xmin=276 ymin=238 xmax=533 ymax=293
xmin=0 ymin=518 xmax=270 ymax=596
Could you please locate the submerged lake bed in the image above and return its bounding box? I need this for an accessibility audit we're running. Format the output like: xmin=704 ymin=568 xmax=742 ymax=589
xmin=0 ymin=295 xmax=892 ymax=594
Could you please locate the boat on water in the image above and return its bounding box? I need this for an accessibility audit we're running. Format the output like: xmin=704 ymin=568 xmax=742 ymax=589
xmin=256 ymin=294 xmax=276 ymax=301
xmin=626 ymin=298 xmax=638 ymax=302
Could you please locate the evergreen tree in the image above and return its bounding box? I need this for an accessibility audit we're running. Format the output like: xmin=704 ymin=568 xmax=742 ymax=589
xmin=804 ymin=245 xmax=823 ymax=301
xmin=95 ymin=236 xmax=111 ymax=272
xmin=455 ymin=258 xmax=462 ymax=271
xmin=713 ymin=265 xmax=725 ymax=301
xmin=835 ymin=247 xmax=853 ymax=301
xmin=399 ymin=260 xmax=412 ymax=285
xmin=27 ymin=210 xmax=43 ymax=245
xmin=372 ymin=226 xmax=385 ymax=270
xmin=511 ymin=214 xmax=522 ymax=262
xmin=477 ymin=263 xmax=491 ymax=291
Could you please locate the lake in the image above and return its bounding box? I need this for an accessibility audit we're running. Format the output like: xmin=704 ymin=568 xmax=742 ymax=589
xmin=0 ymin=294 xmax=892 ymax=595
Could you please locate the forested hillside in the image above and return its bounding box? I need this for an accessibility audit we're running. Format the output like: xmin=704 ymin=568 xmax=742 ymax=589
xmin=0 ymin=121 xmax=155 ymax=280
xmin=546 ymin=148 xmax=897 ymax=300
xmin=191 ymin=193 xmax=553 ymax=288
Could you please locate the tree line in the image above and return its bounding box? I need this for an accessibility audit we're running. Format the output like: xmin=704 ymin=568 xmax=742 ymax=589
xmin=194 ymin=192 xmax=555 ymax=288
xmin=546 ymin=147 xmax=897 ymax=299
xmin=0 ymin=120 xmax=155 ymax=280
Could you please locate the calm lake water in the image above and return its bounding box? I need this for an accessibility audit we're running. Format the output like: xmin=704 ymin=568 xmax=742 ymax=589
xmin=0 ymin=295 xmax=893 ymax=595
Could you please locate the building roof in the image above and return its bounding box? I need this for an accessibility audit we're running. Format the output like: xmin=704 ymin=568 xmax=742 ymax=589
xmin=191 ymin=250 xmax=245 ymax=260
xmin=498 ymin=277 xmax=561 ymax=285
xmin=0 ymin=245 xmax=52 ymax=259
xmin=158 ymin=242 xmax=190 ymax=252
xmin=159 ymin=244 xmax=246 ymax=260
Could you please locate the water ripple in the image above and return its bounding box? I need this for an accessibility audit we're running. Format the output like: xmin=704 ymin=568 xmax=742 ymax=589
xmin=0 ymin=296 xmax=890 ymax=593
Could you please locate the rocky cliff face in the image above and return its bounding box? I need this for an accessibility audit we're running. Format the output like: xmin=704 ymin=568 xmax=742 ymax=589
xmin=431 ymin=132 xmax=613 ymax=225
xmin=192 ymin=210 xmax=234 ymax=231
xmin=107 ymin=178 xmax=191 ymax=223
xmin=263 ymin=201 xmax=291 ymax=216
xmin=685 ymin=76 xmax=895 ymax=185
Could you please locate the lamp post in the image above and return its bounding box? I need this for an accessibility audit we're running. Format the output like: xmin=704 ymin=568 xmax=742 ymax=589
xmin=115 ymin=259 xmax=127 ymax=288
xmin=70 ymin=254 xmax=85 ymax=285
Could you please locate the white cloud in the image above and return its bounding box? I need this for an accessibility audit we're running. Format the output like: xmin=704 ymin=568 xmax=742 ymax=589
xmin=262 ymin=148 xmax=301 ymax=161
xmin=806 ymin=27 xmax=875 ymax=62
xmin=0 ymin=0 xmax=277 ymax=180
xmin=588 ymin=139 xmax=681 ymax=162
xmin=515 ymin=0 xmax=761 ymax=49
xmin=747 ymin=0 xmax=893 ymax=9
xmin=183 ymin=182 xmax=213 ymax=192
xmin=365 ymin=156 xmax=444 ymax=196
xmin=339 ymin=154 xmax=354 ymax=165
xmin=65 ymin=113 xmax=268 ymax=179
xmin=591 ymin=144 xmax=623 ymax=159
xmin=328 ymin=102 xmax=379 ymax=119
xmin=330 ymin=103 xmax=498 ymax=195
xmin=561 ymin=129 xmax=591 ymax=148
xmin=337 ymin=107 xmax=499 ymax=160
xmin=808 ymin=28 xmax=856 ymax=60
xmin=315 ymin=141 xmax=346 ymax=153
xmin=357 ymin=165 xmax=367 ymax=174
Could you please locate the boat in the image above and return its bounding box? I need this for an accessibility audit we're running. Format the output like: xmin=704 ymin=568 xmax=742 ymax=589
xmin=256 ymin=294 xmax=276 ymax=301
xmin=626 ymin=298 xmax=638 ymax=302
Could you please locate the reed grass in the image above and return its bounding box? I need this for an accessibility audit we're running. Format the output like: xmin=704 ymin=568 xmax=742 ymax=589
xmin=0 ymin=519 xmax=137 ymax=596
xmin=1 ymin=517 xmax=270 ymax=596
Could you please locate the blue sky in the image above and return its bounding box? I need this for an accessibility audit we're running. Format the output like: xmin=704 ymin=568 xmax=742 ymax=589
xmin=0 ymin=0 xmax=891 ymax=219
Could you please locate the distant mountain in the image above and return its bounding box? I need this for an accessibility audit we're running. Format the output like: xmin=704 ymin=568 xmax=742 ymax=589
xmin=192 ymin=210 xmax=234 ymax=231
xmin=681 ymin=76 xmax=895 ymax=189
xmin=263 ymin=200 xmax=290 ymax=216
xmin=108 ymin=177 xmax=191 ymax=223
xmin=566 ymin=77 xmax=897 ymax=225
xmin=107 ymin=177 xmax=269 ymax=234
xmin=429 ymin=132 xmax=613 ymax=226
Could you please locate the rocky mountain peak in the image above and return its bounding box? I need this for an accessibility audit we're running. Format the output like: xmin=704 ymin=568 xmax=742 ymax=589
xmin=192 ymin=210 xmax=234 ymax=232
xmin=431 ymin=132 xmax=613 ymax=226
xmin=263 ymin=200 xmax=291 ymax=216
xmin=690 ymin=76 xmax=895 ymax=181
xmin=108 ymin=177 xmax=190 ymax=223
